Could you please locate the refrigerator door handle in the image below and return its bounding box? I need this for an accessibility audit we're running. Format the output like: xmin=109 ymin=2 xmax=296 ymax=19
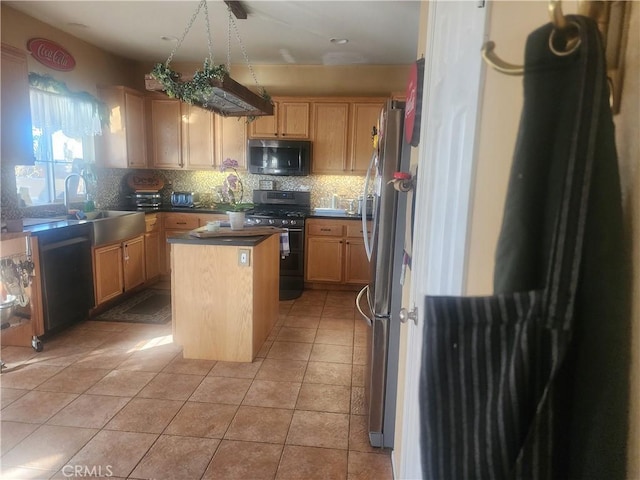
xmin=362 ymin=151 xmax=377 ymax=261
xmin=356 ymin=285 xmax=373 ymax=326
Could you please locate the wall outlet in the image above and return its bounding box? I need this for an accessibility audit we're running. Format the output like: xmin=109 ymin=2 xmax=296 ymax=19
xmin=238 ymin=248 xmax=251 ymax=266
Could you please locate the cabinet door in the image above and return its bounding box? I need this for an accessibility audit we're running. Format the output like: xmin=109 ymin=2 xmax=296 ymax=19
xmin=305 ymin=236 xmax=343 ymax=283
xmin=311 ymin=103 xmax=350 ymax=174
xmin=94 ymin=244 xmax=124 ymax=305
xmin=249 ymin=102 xmax=278 ymax=138
xmin=183 ymin=104 xmax=215 ymax=169
xmin=279 ymin=101 xmax=310 ymax=138
xmin=98 ymin=86 xmax=145 ymax=168
xmin=145 ymin=231 xmax=161 ymax=281
xmin=124 ymin=91 xmax=147 ymax=168
xmin=1 ymin=44 xmax=34 ymax=166
xmin=216 ymin=115 xmax=247 ymax=169
xmin=349 ymin=102 xmax=382 ymax=173
xmin=123 ymin=235 xmax=145 ymax=291
xmin=149 ymin=97 xmax=182 ymax=169
xmin=344 ymin=237 xmax=370 ymax=284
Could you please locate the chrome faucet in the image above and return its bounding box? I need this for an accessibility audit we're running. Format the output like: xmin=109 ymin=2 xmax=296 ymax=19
xmin=63 ymin=173 xmax=86 ymax=213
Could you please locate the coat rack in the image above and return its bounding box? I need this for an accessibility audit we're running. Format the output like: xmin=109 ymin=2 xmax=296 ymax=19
xmin=481 ymin=0 xmax=631 ymax=114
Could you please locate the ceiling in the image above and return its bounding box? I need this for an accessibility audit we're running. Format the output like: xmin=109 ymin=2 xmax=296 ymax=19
xmin=6 ymin=0 xmax=422 ymax=66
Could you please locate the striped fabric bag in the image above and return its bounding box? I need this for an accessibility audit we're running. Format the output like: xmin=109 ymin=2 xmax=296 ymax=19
xmin=419 ymin=16 xmax=627 ymax=480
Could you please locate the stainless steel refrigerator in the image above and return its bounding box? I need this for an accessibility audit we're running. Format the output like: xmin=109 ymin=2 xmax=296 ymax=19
xmin=356 ymin=99 xmax=410 ymax=448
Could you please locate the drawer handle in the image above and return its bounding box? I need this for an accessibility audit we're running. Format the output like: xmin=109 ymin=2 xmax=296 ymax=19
xmin=176 ymin=221 xmax=187 ymax=225
xmin=320 ymin=228 xmax=332 ymax=232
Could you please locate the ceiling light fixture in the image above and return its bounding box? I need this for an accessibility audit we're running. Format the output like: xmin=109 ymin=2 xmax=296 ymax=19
xmin=330 ymin=38 xmax=349 ymax=45
xmin=145 ymin=0 xmax=273 ymax=118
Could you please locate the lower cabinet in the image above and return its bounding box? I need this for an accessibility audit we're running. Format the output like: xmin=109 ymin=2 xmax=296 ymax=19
xmin=305 ymin=218 xmax=371 ymax=286
xmin=162 ymin=213 xmax=199 ymax=276
xmin=144 ymin=213 xmax=161 ymax=281
xmin=93 ymin=235 xmax=146 ymax=306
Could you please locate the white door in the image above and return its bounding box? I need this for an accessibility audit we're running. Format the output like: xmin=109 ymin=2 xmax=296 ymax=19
xmin=398 ymin=2 xmax=489 ymax=479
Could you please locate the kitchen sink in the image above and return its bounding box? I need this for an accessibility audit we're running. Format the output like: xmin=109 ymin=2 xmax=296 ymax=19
xmin=86 ymin=210 xmax=145 ymax=246
xmin=22 ymin=210 xmax=145 ymax=246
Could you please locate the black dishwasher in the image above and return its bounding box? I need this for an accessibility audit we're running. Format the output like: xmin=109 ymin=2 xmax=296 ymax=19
xmin=34 ymin=222 xmax=94 ymax=336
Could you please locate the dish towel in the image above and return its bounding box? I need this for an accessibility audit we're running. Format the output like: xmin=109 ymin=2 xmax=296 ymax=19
xmin=280 ymin=229 xmax=290 ymax=258
xmin=418 ymin=16 xmax=630 ymax=480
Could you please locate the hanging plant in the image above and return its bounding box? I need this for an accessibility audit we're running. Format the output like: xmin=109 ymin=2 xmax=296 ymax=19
xmin=150 ymin=60 xmax=228 ymax=105
xmin=145 ymin=0 xmax=272 ymax=119
xmin=28 ymin=72 xmax=109 ymax=126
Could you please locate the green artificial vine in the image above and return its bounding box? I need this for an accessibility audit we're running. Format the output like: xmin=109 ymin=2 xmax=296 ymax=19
xmin=28 ymin=72 xmax=109 ymax=126
xmin=151 ymin=60 xmax=228 ymax=105
xmin=151 ymin=60 xmax=272 ymax=122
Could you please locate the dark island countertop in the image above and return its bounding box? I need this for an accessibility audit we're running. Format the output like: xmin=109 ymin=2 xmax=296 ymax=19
xmin=166 ymin=231 xmax=276 ymax=247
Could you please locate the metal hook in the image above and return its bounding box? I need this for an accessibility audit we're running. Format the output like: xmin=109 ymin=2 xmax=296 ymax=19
xmin=481 ymin=41 xmax=524 ymax=76
xmin=548 ymin=0 xmax=568 ymax=30
xmin=481 ymin=0 xmax=581 ymax=76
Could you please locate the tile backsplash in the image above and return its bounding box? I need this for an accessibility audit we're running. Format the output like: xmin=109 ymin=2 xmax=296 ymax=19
xmin=1 ymin=165 xmax=366 ymax=220
xmin=93 ymin=168 xmax=366 ymax=210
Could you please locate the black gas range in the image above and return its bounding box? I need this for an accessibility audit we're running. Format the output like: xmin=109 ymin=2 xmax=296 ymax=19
xmin=248 ymin=190 xmax=311 ymax=300
xmin=247 ymin=190 xmax=311 ymax=225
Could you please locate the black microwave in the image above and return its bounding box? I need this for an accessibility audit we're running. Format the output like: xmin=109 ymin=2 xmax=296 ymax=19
xmin=247 ymin=139 xmax=311 ymax=176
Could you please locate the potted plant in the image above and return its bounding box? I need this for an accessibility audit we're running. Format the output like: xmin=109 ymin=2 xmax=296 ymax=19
xmin=218 ymin=158 xmax=253 ymax=229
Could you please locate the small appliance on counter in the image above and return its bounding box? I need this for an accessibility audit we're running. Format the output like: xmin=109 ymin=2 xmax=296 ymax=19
xmin=131 ymin=192 xmax=162 ymax=210
xmin=125 ymin=172 xmax=164 ymax=210
xmin=171 ymin=191 xmax=201 ymax=208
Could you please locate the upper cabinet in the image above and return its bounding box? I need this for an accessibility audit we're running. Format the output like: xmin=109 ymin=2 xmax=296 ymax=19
xmin=216 ymin=116 xmax=247 ymax=169
xmin=311 ymin=102 xmax=350 ymax=173
xmin=349 ymin=102 xmax=383 ymax=173
xmin=1 ymin=44 xmax=35 ymax=166
xmin=248 ymin=98 xmax=310 ymax=139
xmin=312 ymin=98 xmax=384 ymax=174
xmin=96 ymin=86 xmax=147 ymax=168
xmin=147 ymin=96 xmax=182 ymax=169
xmin=147 ymin=95 xmax=217 ymax=170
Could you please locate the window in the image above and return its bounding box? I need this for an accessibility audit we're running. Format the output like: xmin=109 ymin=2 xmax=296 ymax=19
xmin=14 ymin=87 xmax=101 ymax=207
xmin=15 ymin=129 xmax=94 ymax=206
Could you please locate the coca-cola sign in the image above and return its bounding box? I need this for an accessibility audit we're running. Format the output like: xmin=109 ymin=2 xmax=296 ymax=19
xmin=27 ymin=38 xmax=76 ymax=71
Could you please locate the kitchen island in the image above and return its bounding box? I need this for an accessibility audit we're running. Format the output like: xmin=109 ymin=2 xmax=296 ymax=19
xmin=167 ymin=229 xmax=280 ymax=362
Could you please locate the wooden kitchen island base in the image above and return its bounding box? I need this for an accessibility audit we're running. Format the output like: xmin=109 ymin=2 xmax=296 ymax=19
xmin=169 ymin=232 xmax=280 ymax=362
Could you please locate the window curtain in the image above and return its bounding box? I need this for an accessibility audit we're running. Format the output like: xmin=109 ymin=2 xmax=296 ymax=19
xmin=29 ymin=88 xmax=102 ymax=140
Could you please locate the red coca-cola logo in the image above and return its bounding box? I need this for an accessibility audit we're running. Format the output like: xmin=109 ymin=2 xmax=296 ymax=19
xmin=27 ymin=38 xmax=76 ymax=71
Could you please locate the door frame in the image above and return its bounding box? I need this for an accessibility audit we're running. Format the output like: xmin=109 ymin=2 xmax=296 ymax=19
xmin=396 ymin=2 xmax=490 ymax=478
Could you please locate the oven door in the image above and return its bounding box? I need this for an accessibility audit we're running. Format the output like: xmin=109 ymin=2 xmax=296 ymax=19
xmin=280 ymin=227 xmax=303 ymax=277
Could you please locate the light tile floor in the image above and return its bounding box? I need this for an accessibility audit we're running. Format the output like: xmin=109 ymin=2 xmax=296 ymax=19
xmin=0 ymin=289 xmax=393 ymax=479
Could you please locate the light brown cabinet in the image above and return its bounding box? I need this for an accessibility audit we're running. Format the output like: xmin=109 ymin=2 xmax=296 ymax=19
xmin=182 ymin=103 xmax=217 ymax=169
xmin=216 ymin=115 xmax=247 ymax=169
xmin=147 ymin=98 xmax=211 ymax=169
xmin=93 ymin=234 xmax=146 ymax=305
xmin=97 ymin=86 xmax=147 ymax=168
xmin=311 ymin=98 xmax=384 ymax=174
xmin=1 ymin=44 xmax=34 ymax=166
xmin=311 ymin=102 xmax=350 ymax=173
xmin=249 ymin=99 xmax=310 ymax=139
xmin=160 ymin=212 xmax=229 ymax=276
xmin=162 ymin=213 xmax=199 ymax=275
xmin=144 ymin=213 xmax=161 ymax=282
xmin=349 ymin=102 xmax=382 ymax=173
xmin=147 ymin=96 xmax=183 ymax=169
xmin=305 ymin=218 xmax=371 ymax=286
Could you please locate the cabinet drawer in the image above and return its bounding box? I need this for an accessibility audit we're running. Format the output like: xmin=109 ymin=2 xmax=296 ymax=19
xmin=197 ymin=213 xmax=228 ymax=226
xmin=308 ymin=223 xmax=344 ymax=236
xmin=164 ymin=213 xmax=199 ymax=229
xmin=145 ymin=213 xmax=160 ymax=233
xmin=346 ymin=222 xmax=372 ymax=238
